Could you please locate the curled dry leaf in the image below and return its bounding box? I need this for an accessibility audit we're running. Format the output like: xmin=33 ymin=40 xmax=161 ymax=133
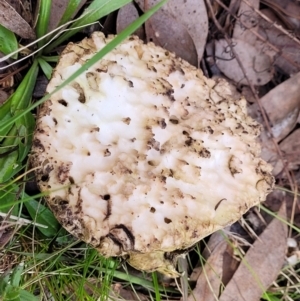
xmin=259 ymin=131 xmax=282 ymax=176
xmin=188 ymin=231 xmax=230 ymax=301
xmin=280 ymin=128 xmax=300 ymax=171
xmin=219 ymin=202 xmax=287 ymax=301
xmin=135 ymin=0 xmax=208 ymax=66
xmin=260 ymin=72 xmax=300 ymax=142
xmin=214 ymin=38 xmax=273 ymax=86
xmin=0 ymin=0 xmax=35 ymax=39
xmin=247 ymin=70 xmax=300 ymax=175
xmin=116 ymin=2 xmax=145 ymax=39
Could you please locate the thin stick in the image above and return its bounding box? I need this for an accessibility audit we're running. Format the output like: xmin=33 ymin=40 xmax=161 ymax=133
xmin=0 ymin=212 xmax=48 ymax=228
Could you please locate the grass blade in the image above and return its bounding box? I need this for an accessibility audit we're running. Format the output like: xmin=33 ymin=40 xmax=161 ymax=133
xmin=24 ymin=197 xmax=60 ymax=237
xmin=0 ymin=126 xmax=18 ymax=183
xmin=0 ymin=97 xmax=13 ymax=139
xmin=10 ymin=59 xmax=39 ymax=113
xmin=0 ymin=184 xmax=19 ymax=215
xmin=15 ymin=111 xmax=35 ymax=162
xmin=0 ymin=24 xmax=18 ymax=59
xmin=37 ymin=57 xmax=53 ymax=79
xmin=35 ymin=0 xmax=52 ymax=48
xmin=59 ymin=0 xmax=85 ymax=27
xmin=19 ymin=290 xmax=39 ymax=301
xmin=45 ymin=0 xmax=131 ymax=52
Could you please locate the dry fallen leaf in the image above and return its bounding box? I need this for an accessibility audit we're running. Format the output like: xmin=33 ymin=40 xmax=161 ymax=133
xmin=0 ymin=90 xmax=8 ymax=105
xmin=48 ymin=0 xmax=69 ymax=33
xmin=233 ymin=0 xmax=259 ymax=45
xmin=232 ymin=0 xmax=300 ymax=76
xmin=249 ymin=73 xmax=300 ymax=175
xmin=135 ymin=0 xmax=208 ymax=66
xmin=188 ymin=232 xmax=229 ymax=301
xmin=5 ymin=0 xmax=32 ymax=24
xmin=262 ymin=0 xmax=300 ymax=31
xmin=116 ymin=2 xmax=145 ymax=39
xmin=48 ymin=0 xmax=87 ymax=33
xmin=255 ymin=129 xmax=282 ymax=176
xmin=165 ymin=0 xmax=208 ymax=66
xmin=0 ymin=0 xmax=35 ymax=39
xmin=257 ymin=9 xmax=300 ymax=75
xmin=279 ymin=128 xmax=300 ymax=171
xmin=219 ymin=202 xmax=287 ymax=301
xmin=260 ymin=72 xmax=300 ymax=142
xmin=214 ymin=38 xmax=273 ymax=86
xmin=145 ymin=9 xmax=197 ymax=66
xmin=0 ymin=223 xmax=17 ymax=249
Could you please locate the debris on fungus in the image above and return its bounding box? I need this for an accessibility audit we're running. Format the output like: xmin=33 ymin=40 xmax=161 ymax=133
xmin=31 ymin=32 xmax=274 ymax=277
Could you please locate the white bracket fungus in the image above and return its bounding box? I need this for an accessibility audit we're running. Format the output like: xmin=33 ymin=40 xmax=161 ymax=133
xmin=31 ymin=32 xmax=274 ymax=277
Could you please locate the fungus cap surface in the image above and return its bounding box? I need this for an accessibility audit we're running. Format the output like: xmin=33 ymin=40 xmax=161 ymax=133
xmin=31 ymin=32 xmax=274 ymax=276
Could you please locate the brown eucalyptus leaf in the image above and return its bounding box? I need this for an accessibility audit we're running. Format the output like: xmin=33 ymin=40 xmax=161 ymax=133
xmin=48 ymin=0 xmax=69 ymax=33
xmin=145 ymin=9 xmax=197 ymax=66
xmin=0 ymin=0 xmax=35 ymax=39
xmin=0 ymin=90 xmax=8 ymax=105
xmin=215 ymin=38 xmax=273 ymax=86
xmin=165 ymin=0 xmax=208 ymax=65
xmin=248 ymin=71 xmax=300 ymax=175
xmin=280 ymin=128 xmax=300 ymax=170
xmin=219 ymin=202 xmax=287 ymax=301
xmin=48 ymin=0 xmax=87 ymax=32
xmin=261 ymin=0 xmax=300 ymax=24
xmin=188 ymin=232 xmax=228 ymax=301
xmin=135 ymin=0 xmax=205 ymax=66
xmin=247 ymin=103 xmax=282 ymax=176
xmin=260 ymin=133 xmax=283 ymax=176
xmin=0 ymin=223 xmax=17 ymax=249
xmin=5 ymin=0 xmax=20 ymax=14
xmin=5 ymin=0 xmax=32 ymax=24
xmin=260 ymin=72 xmax=300 ymax=142
xmin=233 ymin=0 xmax=259 ymax=45
xmin=116 ymin=2 xmax=145 ymax=39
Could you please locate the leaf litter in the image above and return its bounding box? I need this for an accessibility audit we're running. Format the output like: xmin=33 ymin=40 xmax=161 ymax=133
xmin=0 ymin=0 xmax=35 ymax=39
xmin=1 ymin=0 xmax=300 ymax=300
xmin=135 ymin=0 xmax=208 ymax=66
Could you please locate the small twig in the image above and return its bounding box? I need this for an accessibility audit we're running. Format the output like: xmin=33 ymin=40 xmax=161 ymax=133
xmin=0 ymin=63 xmax=29 ymax=85
xmin=0 ymin=212 xmax=48 ymax=228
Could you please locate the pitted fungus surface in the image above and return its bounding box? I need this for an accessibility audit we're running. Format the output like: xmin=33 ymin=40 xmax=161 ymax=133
xmin=31 ymin=32 xmax=274 ymax=276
